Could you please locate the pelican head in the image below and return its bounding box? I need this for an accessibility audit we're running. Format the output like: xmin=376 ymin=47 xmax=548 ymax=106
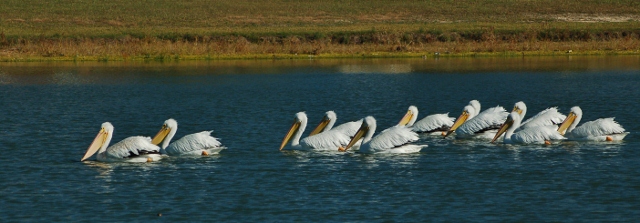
xmin=309 ymin=111 xmax=337 ymax=136
xmin=342 ymin=116 xmax=376 ymax=152
xmin=557 ymin=106 xmax=583 ymax=135
xmin=279 ymin=112 xmax=308 ymax=150
xmin=81 ymin=122 xmax=114 ymax=161
xmin=398 ymin=105 xmax=419 ymax=127
xmin=469 ymin=100 xmax=481 ymax=116
xmin=491 ymin=111 xmax=521 ymax=143
xmin=513 ymin=101 xmax=527 ymax=119
xmin=151 ymin=118 xmax=178 ymax=149
xmin=444 ymin=105 xmax=476 ymax=138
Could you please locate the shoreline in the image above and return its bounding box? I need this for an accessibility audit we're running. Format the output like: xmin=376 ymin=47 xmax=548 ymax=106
xmin=3 ymin=27 xmax=639 ymax=62
xmin=2 ymin=50 xmax=639 ymax=62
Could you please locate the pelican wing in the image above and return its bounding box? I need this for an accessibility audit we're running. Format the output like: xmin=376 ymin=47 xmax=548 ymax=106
xmin=367 ymin=126 xmax=419 ymax=152
xmin=300 ymin=130 xmax=351 ymax=150
xmin=512 ymin=125 xmax=566 ymax=144
xmin=457 ymin=106 xmax=509 ymax=135
xmin=412 ymin=113 xmax=455 ymax=133
xmin=164 ymin=131 xmax=222 ymax=155
xmin=331 ymin=120 xmax=363 ymax=137
xmin=104 ymin=136 xmax=160 ymax=159
xmin=520 ymin=107 xmax=566 ymax=129
xmin=571 ymin=118 xmax=626 ymax=138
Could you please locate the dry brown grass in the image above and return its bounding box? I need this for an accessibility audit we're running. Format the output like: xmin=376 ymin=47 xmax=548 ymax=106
xmin=2 ymin=34 xmax=638 ymax=61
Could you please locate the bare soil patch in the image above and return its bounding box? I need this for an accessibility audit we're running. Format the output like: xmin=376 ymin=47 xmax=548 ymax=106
xmin=548 ymin=14 xmax=640 ymax=22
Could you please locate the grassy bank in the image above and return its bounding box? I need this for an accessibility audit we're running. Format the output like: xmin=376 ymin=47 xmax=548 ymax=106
xmin=1 ymin=0 xmax=640 ymax=61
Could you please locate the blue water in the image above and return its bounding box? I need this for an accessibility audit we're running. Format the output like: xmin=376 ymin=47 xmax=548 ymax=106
xmin=1 ymin=57 xmax=639 ymax=221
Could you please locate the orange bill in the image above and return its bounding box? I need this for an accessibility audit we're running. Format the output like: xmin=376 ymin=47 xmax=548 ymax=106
xmin=81 ymin=128 xmax=108 ymax=161
xmin=557 ymin=112 xmax=577 ymax=135
xmin=342 ymin=123 xmax=368 ymax=152
xmin=309 ymin=116 xmax=330 ymax=136
xmin=279 ymin=120 xmax=301 ymax=150
xmin=151 ymin=124 xmax=171 ymax=145
xmin=491 ymin=118 xmax=513 ymax=143
xmin=444 ymin=111 xmax=469 ymax=138
xmin=397 ymin=109 xmax=414 ymax=126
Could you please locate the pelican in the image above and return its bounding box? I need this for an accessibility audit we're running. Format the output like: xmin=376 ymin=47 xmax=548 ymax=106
xmin=445 ymin=100 xmax=509 ymax=139
xmin=339 ymin=116 xmax=426 ymax=154
xmin=81 ymin=122 xmax=162 ymax=162
xmin=398 ymin=105 xmax=455 ymax=135
xmin=512 ymin=101 xmax=566 ymax=130
xmin=491 ymin=112 xmax=566 ymax=144
xmin=308 ymin=111 xmax=362 ymax=138
xmin=557 ymin=106 xmax=628 ymax=141
xmin=280 ymin=112 xmax=351 ymax=151
xmin=151 ymin=119 xmax=224 ymax=156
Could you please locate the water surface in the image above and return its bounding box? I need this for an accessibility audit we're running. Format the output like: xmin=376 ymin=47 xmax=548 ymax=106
xmin=1 ymin=56 xmax=639 ymax=221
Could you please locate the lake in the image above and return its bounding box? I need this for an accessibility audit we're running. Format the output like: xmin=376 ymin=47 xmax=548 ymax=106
xmin=1 ymin=56 xmax=639 ymax=221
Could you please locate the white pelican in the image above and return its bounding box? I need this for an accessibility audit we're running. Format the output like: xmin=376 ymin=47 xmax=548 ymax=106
xmin=491 ymin=112 xmax=566 ymax=144
xmin=308 ymin=111 xmax=362 ymax=138
xmin=280 ymin=112 xmax=351 ymax=151
xmin=445 ymin=100 xmax=509 ymax=139
xmin=398 ymin=105 xmax=455 ymax=135
xmin=512 ymin=101 xmax=566 ymax=130
xmin=557 ymin=106 xmax=628 ymax=141
xmin=81 ymin=122 xmax=162 ymax=162
xmin=151 ymin=119 xmax=224 ymax=156
xmin=339 ymin=116 xmax=426 ymax=154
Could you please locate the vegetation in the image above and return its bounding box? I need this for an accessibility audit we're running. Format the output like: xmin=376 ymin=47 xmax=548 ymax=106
xmin=1 ymin=0 xmax=639 ymax=61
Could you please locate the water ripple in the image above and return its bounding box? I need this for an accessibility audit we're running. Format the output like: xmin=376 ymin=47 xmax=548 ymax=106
xmin=1 ymin=59 xmax=639 ymax=221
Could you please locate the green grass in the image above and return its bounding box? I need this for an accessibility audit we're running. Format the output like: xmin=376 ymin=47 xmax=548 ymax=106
xmin=2 ymin=0 xmax=640 ymax=37
xmin=1 ymin=0 xmax=640 ymax=60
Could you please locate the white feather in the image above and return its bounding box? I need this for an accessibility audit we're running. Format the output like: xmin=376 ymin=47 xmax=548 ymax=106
xmin=520 ymin=107 xmax=566 ymax=129
xmin=85 ymin=122 xmax=162 ymax=162
xmin=330 ymin=120 xmax=363 ymax=137
xmin=356 ymin=116 xmax=426 ymax=154
xmin=412 ymin=113 xmax=455 ymax=133
xmin=156 ymin=119 xmax=225 ymax=156
xmin=500 ymin=112 xmax=566 ymax=144
xmin=283 ymin=112 xmax=351 ymax=151
xmin=569 ymin=118 xmax=626 ymax=139
xmin=510 ymin=126 xmax=566 ymax=144
xmin=300 ymin=130 xmax=351 ymax=151
xmin=561 ymin=106 xmax=629 ymax=141
xmin=368 ymin=126 xmax=419 ymax=151
xmin=104 ymin=136 xmax=160 ymax=159
xmin=457 ymin=106 xmax=508 ymax=137
xmin=164 ymin=131 xmax=223 ymax=155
